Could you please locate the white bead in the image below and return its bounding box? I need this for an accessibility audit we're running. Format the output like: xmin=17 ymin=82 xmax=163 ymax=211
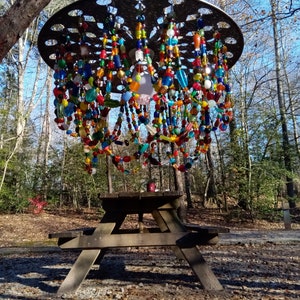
xmin=204 ymin=79 xmax=212 ymax=89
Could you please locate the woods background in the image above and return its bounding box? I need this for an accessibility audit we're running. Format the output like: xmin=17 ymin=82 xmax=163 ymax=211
xmin=0 ymin=0 xmax=299 ymax=222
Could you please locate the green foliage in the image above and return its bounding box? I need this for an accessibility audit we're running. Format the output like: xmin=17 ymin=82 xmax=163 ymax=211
xmin=252 ymin=199 xmax=282 ymax=222
xmin=0 ymin=182 xmax=31 ymax=213
xmin=0 ymin=135 xmax=36 ymax=213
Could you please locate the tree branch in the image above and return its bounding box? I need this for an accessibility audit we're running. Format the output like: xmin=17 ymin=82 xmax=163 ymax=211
xmin=241 ymin=7 xmax=300 ymax=28
xmin=0 ymin=0 xmax=51 ymax=62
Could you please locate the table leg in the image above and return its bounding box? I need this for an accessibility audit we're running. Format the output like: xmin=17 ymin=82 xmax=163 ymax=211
xmin=138 ymin=212 xmax=144 ymax=233
xmin=94 ymin=212 xmax=127 ymax=263
xmin=152 ymin=209 xmax=185 ymax=260
xmin=157 ymin=209 xmax=223 ymax=291
xmin=57 ymin=212 xmax=126 ymax=295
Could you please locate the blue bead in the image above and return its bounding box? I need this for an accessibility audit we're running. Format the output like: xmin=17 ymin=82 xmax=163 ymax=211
xmin=162 ymin=75 xmax=173 ymax=87
xmin=136 ymin=40 xmax=142 ymax=49
xmin=197 ymin=18 xmax=204 ymax=29
xmin=92 ymin=157 xmax=98 ymax=163
xmin=113 ymin=55 xmax=122 ymax=68
xmin=176 ymin=69 xmax=188 ymax=88
xmin=106 ymin=81 xmax=112 ymax=93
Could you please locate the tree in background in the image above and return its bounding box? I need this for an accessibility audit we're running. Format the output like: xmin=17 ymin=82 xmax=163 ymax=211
xmin=0 ymin=0 xmax=299 ymax=218
xmin=223 ymin=0 xmax=300 ymax=216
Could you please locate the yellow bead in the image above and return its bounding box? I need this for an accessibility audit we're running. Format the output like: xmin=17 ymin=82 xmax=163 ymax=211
xmin=117 ymin=69 xmax=125 ymax=79
xmin=62 ymin=98 xmax=68 ymax=107
xmin=135 ymin=73 xmax=142 ymax=82
xmin=88 ymin=76 xmax=94 ymax=86
xmin=97 ymin=68 xmax=104 ymax=78
xmin=193 ymin=73 xmax=202 ymax=81
xmin=202 ymin=100 xmax=208 ymax=108
xmin=80 ymin=102 xmax=88 ymax=112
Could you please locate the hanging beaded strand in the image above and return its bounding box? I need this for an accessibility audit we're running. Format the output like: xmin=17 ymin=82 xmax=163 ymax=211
xmin=95 ymin=0 xmax=157 ymax=173
xmin=50 ymin=3 xmax=236 ymax=175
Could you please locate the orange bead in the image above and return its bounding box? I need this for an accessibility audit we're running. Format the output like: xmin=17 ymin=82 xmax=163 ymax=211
xmin=193 ymin=32 xmax=200 ymax=49
xmin=107 ymin=71 xmax=113 ymax=81
xmin=129 ymin=81 xmax=140 ymax=92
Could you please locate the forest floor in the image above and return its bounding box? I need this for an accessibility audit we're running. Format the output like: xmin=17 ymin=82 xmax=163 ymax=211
xmin=0 ymin=203 xmax=299 ymax=299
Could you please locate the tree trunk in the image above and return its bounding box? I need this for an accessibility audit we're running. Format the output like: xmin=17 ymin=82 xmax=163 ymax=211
xmin=214 ymin=131 xmax=228 ymax=211
xmin=59 ymin=135 xmax=67 ymax=208
xmin=184 ymin=168 xmax=192 ymax=208
xmin=172 ymin=146 xmax=186 ymax=222
xmin=204 ymin=149 xmax=218 ymax=205
xmin=281 ymin=44 xmax=300 ymax=165
xmin=106 ymin=155 xmax=113 ymax=193
xmin=14 ymin=36 xmax=26 ymax=200
xmin=175 ymin=169 xmax=187 ymax=223
xmin=157 ymin=143 xmax=164 ymax=190
xmin=41 ymin=67 xmax=52 ymax=201
xmin=0 ymin=0 xmax=51 ymax=62
xmin=271 ymin=0 xmax=295 ymax=209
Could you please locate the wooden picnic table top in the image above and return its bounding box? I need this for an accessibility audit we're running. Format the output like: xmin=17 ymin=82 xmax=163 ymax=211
xmin=99 ymin=191 xmax=184 ymax=213
xmin=99 ymin=190 xmax=183 ymax=199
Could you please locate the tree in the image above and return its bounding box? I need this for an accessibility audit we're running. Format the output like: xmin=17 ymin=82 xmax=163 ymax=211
xmin=0 ymin=0 xmax=73 ymax=210
xmin=0 ymin=0 xmax=51 ymax=62
xmin=270 ymin=0 xmax=296 ymax=208
xmin=226 ymin=0 xmax=299 ymax=216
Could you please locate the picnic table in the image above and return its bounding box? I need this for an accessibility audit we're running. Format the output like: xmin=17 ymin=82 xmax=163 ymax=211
xmin=50 ymin=191 xmax=229 ymax=294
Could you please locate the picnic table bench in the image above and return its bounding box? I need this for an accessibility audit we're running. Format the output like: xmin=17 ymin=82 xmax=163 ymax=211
xmin=49 ymin=191 xmax=229 ymax=294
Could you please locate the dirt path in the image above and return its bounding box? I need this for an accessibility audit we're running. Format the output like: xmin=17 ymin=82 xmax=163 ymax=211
xmin=0 ymin=241 xmax=299 ymax=300
xmin=0 ymin=210 xmax=299 ymax=299
xmin=219 ymin=229 xmax=300 ymax=244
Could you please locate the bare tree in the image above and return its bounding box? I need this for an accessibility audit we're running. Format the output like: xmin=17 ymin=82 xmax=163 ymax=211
xmin=270 ymin=0 xmax=295 ymax=209
xmin=0 ymin=20 xmax=45 ymax=193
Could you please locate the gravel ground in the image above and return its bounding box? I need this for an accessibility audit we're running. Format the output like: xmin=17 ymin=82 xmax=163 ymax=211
xmin=1 ymin=233 xmax=299 ymax=300
xmin=1 ymin=211 xmax=299 ymax=299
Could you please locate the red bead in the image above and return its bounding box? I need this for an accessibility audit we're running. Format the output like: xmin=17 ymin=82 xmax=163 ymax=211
xmin=123 ymin=156 xmax=131 ymax=162
xmin=100 ymin=50 xmax=107 ymax=59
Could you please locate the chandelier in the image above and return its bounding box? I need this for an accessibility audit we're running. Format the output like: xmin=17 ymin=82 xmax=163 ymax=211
xmin=38 ymin=0 xmax=244 ymax=175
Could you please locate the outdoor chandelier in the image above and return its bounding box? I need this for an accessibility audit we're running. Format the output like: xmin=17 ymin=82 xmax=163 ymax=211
xmin=38 ymin=0 xmax=244 ymax=174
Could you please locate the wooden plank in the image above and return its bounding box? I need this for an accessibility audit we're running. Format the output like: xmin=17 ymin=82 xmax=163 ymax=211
xmin=118 ymin=191 xmax=164 ymax=198
xmin=158 ymin=209 xmax=186 ymax=232
xmin=99 ymin=191 xmax=183 ymax=200
xmin=49 ymin=231 xmax=83 ymax=239
xmin=163 ymin=191 xmax=183 ymax=197
xmin=100 ymin=193 xmax=178 ymax=214
xmin=152 ymin=209 xmax=188 ymax=260
xmin=180 ymin=247 xmax=223 ymax=290
xmin=176 ymin=232 xmax=219 ymax=247
xmin=116 ymin=228 xmax=162 ymax=234
xmin=158 ymin=210 xmax=223 ymax=290
xmin=152 ymin=209 xmax=169 ymax=232
xmin=49 ymin=227 xmax=96 ymax=239
xmin=60 ymin=232 xmax=192 ymax=249
xmin=57 ymin=211 xmax=126 ymax=295
xmin=183 ymin=224 xmax=230 ymax=234
xmin=57 ymin=222 xmax=116 ymax=295
xmin=151 ymin=209 xmax=186 ymax=259
xmin=99 ymin=191 xmax=182 ymax=213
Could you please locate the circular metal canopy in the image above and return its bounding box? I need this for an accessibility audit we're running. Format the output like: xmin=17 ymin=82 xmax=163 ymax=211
xmin=38 ymin=0 xmax=244 ymax=70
